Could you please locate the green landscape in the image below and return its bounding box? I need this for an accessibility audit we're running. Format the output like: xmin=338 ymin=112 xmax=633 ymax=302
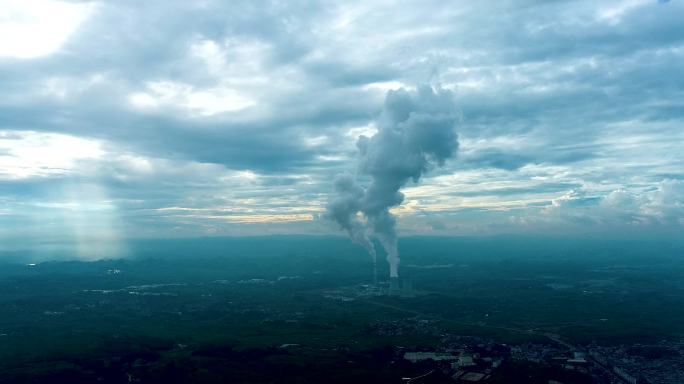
xmin=1 ymin=236 xmax=682 ymax=383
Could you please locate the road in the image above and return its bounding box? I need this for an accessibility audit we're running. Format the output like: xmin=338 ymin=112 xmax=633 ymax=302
xmin=402 ymin=369 xmax=434 ymax=383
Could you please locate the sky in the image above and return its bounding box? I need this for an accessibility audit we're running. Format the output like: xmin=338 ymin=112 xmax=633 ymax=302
xmin=0 ymin=0 xmax=683 ymax=257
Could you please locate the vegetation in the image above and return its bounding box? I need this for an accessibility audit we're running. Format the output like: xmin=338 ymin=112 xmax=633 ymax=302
xmin=0 ymin=235 xmax=682 ymax=382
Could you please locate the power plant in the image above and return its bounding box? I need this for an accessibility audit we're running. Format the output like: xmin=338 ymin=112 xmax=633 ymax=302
xmin=326 ymin=87 xmax=460 ymax=294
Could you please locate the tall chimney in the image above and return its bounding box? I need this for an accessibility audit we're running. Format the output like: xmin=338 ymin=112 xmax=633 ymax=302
xmin=373 ymin=261 xmax=378 ymax=286
xmin=389 ymin=276 xmax=400 ymax=296
xmin=401 ymin=276 xmax=414 ymax=297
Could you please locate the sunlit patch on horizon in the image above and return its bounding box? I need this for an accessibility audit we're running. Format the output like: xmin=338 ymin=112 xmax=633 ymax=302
xmin=57 ymin=183 xmax=128 ymax=260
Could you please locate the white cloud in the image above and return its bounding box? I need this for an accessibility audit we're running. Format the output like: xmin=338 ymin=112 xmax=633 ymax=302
xmin=362 ymin=81 xmax=409 ymax=92
xmin=0 ymin=130 xmax=104 ymax=179
xmin=642 ymin=179 xmax=684 ymax=224
xmin=303 ymin=135 xmax=329 ymax=147
xmin=597 ymin=0 xmax=651 ymax=24
xmin=190 ymin=39 xmax=226 ymax=75
xmin=128 ymin=80 xmax=255 ymax=116
xmin=0 ymin=0 xmax=95 ymax=59
xmin=345 ymin=123 xmax=378 ymax=139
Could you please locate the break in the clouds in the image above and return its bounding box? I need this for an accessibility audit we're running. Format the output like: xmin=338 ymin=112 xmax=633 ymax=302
xmin=1 ymin=0 xmax=683 ymax=254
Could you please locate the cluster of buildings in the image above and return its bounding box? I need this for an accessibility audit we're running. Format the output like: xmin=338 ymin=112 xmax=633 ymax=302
xmin=587 ymin=340 xmax=684 ymax=384
xmin=395 ymin=328 xmax=683 ymax=383
xmin=508 ymin=339 xmax=683 ymax=383
xmin=510 ymin=343 xmax=592 ymax=373
xmin=322 ymin=280 xmax=418 ymax=301
xmin=325 ymin=279 xmax=416 ymax=302
xmin=402 ymin=350 xmax=502 ymax=382
xmin=399 ymin=336 xmax=508 ymax=382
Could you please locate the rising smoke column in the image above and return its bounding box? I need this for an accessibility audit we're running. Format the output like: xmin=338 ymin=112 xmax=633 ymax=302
xmin=327 ymin=85 xmax=459 ymax=278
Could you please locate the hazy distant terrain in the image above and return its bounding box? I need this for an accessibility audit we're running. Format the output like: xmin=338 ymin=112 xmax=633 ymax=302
xmin=1 ymin=236 xmax=683 ymax=383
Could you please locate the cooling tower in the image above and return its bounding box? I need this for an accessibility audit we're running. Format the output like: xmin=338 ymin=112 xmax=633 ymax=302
xmin=401 ymin=277 xmax=414 ymax=297
xmin=373 ymin=263 xmax=378 ymax=286
xmin=389 ymin=276 xmax=400 ymax=296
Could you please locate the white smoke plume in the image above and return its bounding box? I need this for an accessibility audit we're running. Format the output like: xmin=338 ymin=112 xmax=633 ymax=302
xmin=327 ymin=85 xmax=460 ymax=278
xmin=327 ymin=173 xmax=377 ymax=260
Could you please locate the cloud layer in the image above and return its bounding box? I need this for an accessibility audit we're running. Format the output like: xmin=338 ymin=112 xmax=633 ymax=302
xmin=0 ymin=0 xmax=683 ymax=252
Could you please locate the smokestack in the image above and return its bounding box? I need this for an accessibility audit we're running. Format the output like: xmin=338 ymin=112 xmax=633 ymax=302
xmin=401 ymin=276 xmax=414 ymax=297
xmin=326 ymin=86 xmax=460 ymax=282
xmin=373 ymin=260 xmax=378 ymax=286
xmin=389 ymin=276 xmax=400 ymax=296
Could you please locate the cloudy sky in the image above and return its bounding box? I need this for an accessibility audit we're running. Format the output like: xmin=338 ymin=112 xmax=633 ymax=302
xmin=1 ymin=0 xmax=683 ymax=256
